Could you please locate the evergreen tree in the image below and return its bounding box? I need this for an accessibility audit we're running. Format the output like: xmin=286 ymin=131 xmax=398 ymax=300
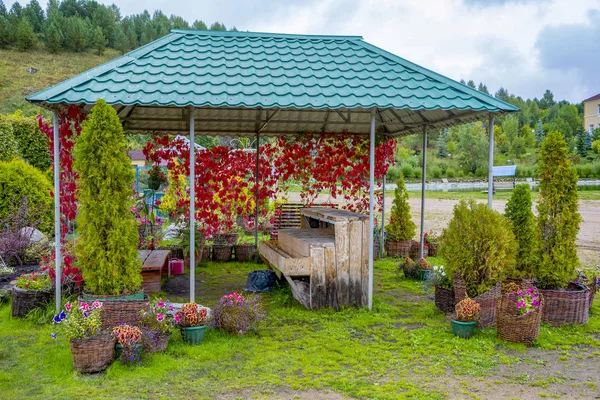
xmin=576 ymin=127 xmax=589 ymax=157
xmin=0 ymin=16 xmax=11 ymax=47
xmin=64 ymin=16 xmax=88 ymax=52
xmin=16 ymin=18 xmax=36 ymax=51
xmin=23 ymin=0 xmax=44 ymax=33
xmin=113 ymin=26 xmax=130 ymax=54
xmin=0 ymin=0 xmax=6 ymax=17
xmin=505 ymin=184 xmax=535 ymax=277
xmin=210 ymin=22 xmax=227 ymax=30
xmin=90 ymin=25 xmax=107 ymax=55
xmin=539 ymin=89 xmax=555 ymax=109
xmin=494 ymin=87 xmax=510 ymax=102
xmin=192 ymin=20 xmax=207 ymax=30
xmin=477 ymin=82 xmax=489 ymax=95
xmin=44 ymin=20 xmax=63 ymax=53
xmin=73 ymin=100 xmax=142 ymax=295
xmin=535 ymin=131 xmax=581 ymax=289
xmin=436 ymin=128 xmax=448 ymax=158
xmin=386 ymin=174 xmax=416 ymax=241
xmin=535 ymin=119 xmax=545 ymax=145
xmin=466 ymin=80 xmax=476 ymax=88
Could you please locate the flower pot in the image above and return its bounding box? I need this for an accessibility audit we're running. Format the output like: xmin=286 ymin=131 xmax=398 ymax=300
xmin=453 ymin=273 xmax=501 ymax=328
xmin=180 ymin=326 xmax=206 ymax=345
xmin=451 ymin=319 xmax=476 ymax=338
xmin=234 ymin=244 xmax=256 ymax=262
xmin=70 ymin=332 xmax=114 ymax=373
xmin=79 ymin=292 xmax=149 ymax=330
xmin=143 ymin=331 xmax=171 ymax=353
xmin=115 ymin=343 xmax=144 ymax=362
xmin=212 ymin=245 xmax=233 ymax=262
xmin=537 ymin=282 xmax=589 ymax=326
xmin=385 ymin=239 xmax=412 ymax=257
xmin=496 ymin=293 xmax=543 ymax=345
xmin=427 ymin=243 xmax=438 ymax=257
xmin=417 ymin=269 xmax=430 ymax=281
xmin=11 ymin=287 xmax=53 ymax=318
xmin=213 ymin=233 xmax=239 ymax=246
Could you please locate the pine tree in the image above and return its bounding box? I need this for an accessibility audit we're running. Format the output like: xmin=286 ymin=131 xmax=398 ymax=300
xmin=90 ymin=25 xmax=107 ymax=55
xmin=576 ymin=127 xmax=589 ymax=157
xmin=44 ymin=21 xmax=63 ymax=53
xmin=0 ymin=16 xmax=11 ymax=47
xmin=535 ymin=131 xmax=581 ymax=289
xmin=386 ymin=174 xmax=416 ymax=241
xmin=505 ymin=184 xmax=535 ymax=277
xmin=16 ymin=18 xmax=36 ymax=51
xmin=0 ymin=0 xmax=7 ymax=17
xmin=113 ymin=26 xmax=130 ymax=54
xmin=436 ymin=128 xmax=448 ymax=158
xmin=73 ymin=100 xmax=142 ymax=295
xmin=192 ymin=20 xmax=207 ymax=30
xmin=535 ymin=119 xmax=544 ymax=145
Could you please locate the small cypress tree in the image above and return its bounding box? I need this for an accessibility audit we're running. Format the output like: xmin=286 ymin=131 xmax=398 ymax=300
xmin=386 ymin=174 xmax=416 ymax=241
xmin=15 ymin=18 xmax=36 ymax=51
xmin=436 ymin=128 xmax=448 ymax=158
xmin=535 ymin=131 xmax=581 ymax=289
xmin=505 ymin=184 xmax=535 ymax=277
xmin=73 ymin=100 xmax=142 ymax=295
xmin=536 ymin=119 xmax=544 ymax=145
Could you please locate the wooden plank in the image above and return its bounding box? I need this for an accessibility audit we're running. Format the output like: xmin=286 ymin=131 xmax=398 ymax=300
xmin=301 ymin=207 xmax=369 ymax=222
xmin=360 ymin=220 xmax=369 ymax=307
xmin=279 ymin=229 xmax=335 ymax=259
xmin=348 ymin=220 xmax=362 ymax=306
xmin=258 ymin=241 xmax=311 ymax=276
xmin=142 ymin=250 xmax=171 ymax=273
xmin=283 ymin=275 xmax=310 ymax=309
xmin=324 ymin=245 xmax=338 ymax=309
xmin=310 ymin=246 xmax=326 ymax=310
xmin=334 ymin=221 xmax=349 ymax=307
xmin=138 ymin=250 xmax=151 ymax=263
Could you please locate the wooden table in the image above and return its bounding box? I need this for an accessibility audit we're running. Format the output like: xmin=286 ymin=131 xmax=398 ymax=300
xmin=138 ymin=250 xmax=171 ymax=293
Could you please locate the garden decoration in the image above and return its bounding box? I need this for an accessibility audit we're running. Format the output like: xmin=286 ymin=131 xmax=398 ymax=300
xmin=52 ymin=301 xmax=114 ymax=373
xmin=399 ymin=257 xmax=418 ymax=280
xmin=11 ymin=272 xmax=52 ymax=318
xmin=534 ymin=132 xmax=587 ymax=325
xmin=72 ymin=100 xmax=147 ymax=329
xmin=428 ymin=265 xmax=454 ymax=314
xmin=497 ymin=287 xmax=543 ymax=345
xmin=451 ymin=298 xmax=480 ymax=338
xmin=113 ymin=324 xmax=144 ymax=364
xmin=147 ymin=165 xmax=167 ymax=191
xmin=212 ymin=292 xmax=266 ymax=335
xmin=136 ymin=299 xmax=174 ymax=353
xmin=418 ymin=258 xmax=431 ymax=281
xmin=175 ymin=302 xmax=208 ymax=345
xmin=385 ymin=174 xmax=416 ymax=257
xmin=424 ymin=230 xmax=439 ymax=257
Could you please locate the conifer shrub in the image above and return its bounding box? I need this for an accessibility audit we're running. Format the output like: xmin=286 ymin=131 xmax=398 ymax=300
xmin=0 ymin=118 xmax=18 ymax=162
xmin=439 ymin=199 xmax=516 ymax=297
xmin=73 ymin=100 xmax=141 ymax=295
xmin=3 ymin=112 xmax=51 ymax=170
xmin=386 ymin=174 xmax=416 ymax=241
xmin=535 ymin=131 xmax=581 ymax=289
xmin=505 ymin=184 xmax=535 ymax=277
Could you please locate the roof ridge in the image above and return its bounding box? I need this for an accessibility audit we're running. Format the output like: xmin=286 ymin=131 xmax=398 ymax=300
xmin=171 ymin=29 xmax=363 ymax=41
xmin=583 ymin=93 xmax=600 ymax=102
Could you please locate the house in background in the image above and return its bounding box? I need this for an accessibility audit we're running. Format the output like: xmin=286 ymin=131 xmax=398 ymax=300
xmin=128 ymin=150 xmax=147 ymax=167
xmin=583 ymin=93 xmax=600 ymax=134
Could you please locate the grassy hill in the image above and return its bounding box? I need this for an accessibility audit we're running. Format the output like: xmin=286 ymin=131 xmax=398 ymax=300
xmin=0 ymin=48 xmax=119 ymax=117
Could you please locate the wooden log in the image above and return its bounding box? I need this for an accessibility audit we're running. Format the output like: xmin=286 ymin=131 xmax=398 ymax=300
xmin=334 ymin=221 xmax=349 ymax=307
xmin=309 ymin=246 xmax=326 ymax=309
xmin=361 ymin=220 xmax=369 ymax=307
xmin=348 ymin=220 xmax=362 ymax=306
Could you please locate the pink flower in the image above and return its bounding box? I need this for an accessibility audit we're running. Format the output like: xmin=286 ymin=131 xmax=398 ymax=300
xmin=157 ymin=313 xmax=164 ymax=322
xmin=168 ymin=305 xmax=174 ymax=311
xmin=157 ymin=301 xmax=165 ymax=308
xmin=174 ymin=313 xmax=181 ymax=323
xmin=91 ymin=300 xmax=102 ymax=309
xmin=80 ymin=302 xmax=89 ymax=312
xmin=65 ymin=302 xmax=72 ymax=311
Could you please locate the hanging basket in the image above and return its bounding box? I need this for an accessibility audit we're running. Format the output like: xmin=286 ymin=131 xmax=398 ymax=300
xmin=454 ymin=273 xmax=501 ymax=328
xmin=234 ymin=244 xmax=256 ymax=262
xmin=70 ymin=332 xmax=115 ymax=373
xmin=385 ymin=239 xmax=412 ymax=257
xmin=496 ymin=292 xmax=543 ymax=345
xmin=427 ymin=243 xmax=438 ymax=257
xmin=212 ymin=245 xmax=233 ymax=262
xmin=79 ymin=292 xmax=149 ymax=330
xmin=11 ymin=287 xmax=53 ymax=318
xmin=434 ymin=285 xmax=455 ymax=314
xmin=537 ymin=282 xmax=589 ymax=326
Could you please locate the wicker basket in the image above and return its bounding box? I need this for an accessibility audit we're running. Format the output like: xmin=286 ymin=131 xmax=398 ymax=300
xmin=496 ymin=292 xmax=543 ymax=345
xmin=434 ymin=285 xmax=455 ymax=314
xmin=79 ymin=293 xmax=149 ymax=330
xmin=11 ymin=287 xmax=53 ymax=318
xmin=385 ymin=239 xmax=412 ymax=257
xmin=537 ymin=282 xmax=589 ymax=326
xmin=454 ymin=273 xmax=501 ymax=328
xmin=70 ymin=332 xmax=115 ymax=373
xmin=143 ymin=331 xmax=171 ymax=353
xmin=427 ymin=243 xmax=438 ymax=257
xmin=234 ymin=244 xmax=256 ymax=262
xmin=212 ymin=245 xmax=233 ymax=262
xmin=409 ymin=241 xmax=420 ymax=259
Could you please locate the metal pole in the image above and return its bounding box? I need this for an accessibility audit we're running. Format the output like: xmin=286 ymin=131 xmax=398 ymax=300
xmin=52 ymin=110 xmax=61 ymax=313
xmin=488 ymin=114 xmax=495 ymax=209
xmin=189 ymin=108 xmax=195 ymax=303
xmin=419 ymin=127 xmax=427 ymax=259
xmin=381 ymin=174 xmax=385 ymax=258
xmin=254 ymin=132 xmax=259 ymax=249
xmin=368 ymin=109 xmax=375 ymax=310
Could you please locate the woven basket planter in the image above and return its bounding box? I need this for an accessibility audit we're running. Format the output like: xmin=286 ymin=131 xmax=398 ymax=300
xmin=496 ymin=293 xmax=543 ymax=346
xmin=385 ymin=239 xmax=412 ymax=257
xmin=434 ymin=285 xmax=455 ymax=314
xmin=212 ymin=245 xmax=233 ymax=262
xmin=454 ymin=273 xmax=501 ymax=328
xmin=184 ymin=246 xmax=211 ymax=269
xmin=213 ymin=233 xmax=239 ymax=246
xmin=409 ymin=241 xmax=420 ymax=259
xmin=427 ymin=243 xmax=438 ymax=257
xmin=143 ymin=332 xmax=171 ymax=353
xmin=70 ymin=332 xmax=114 ymax=373
xmin=537 ymin=282 xmax=589 ymax=326
xmin=11 ymin=287 xmax=53 ymax=318
xmin=234 ymin=244 xmax=256 ymax=262
xmin=79 ymin=293 xmax=149 ymax=331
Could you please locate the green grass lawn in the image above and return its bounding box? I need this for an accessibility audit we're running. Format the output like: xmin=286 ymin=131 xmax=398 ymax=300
xmin=0 ymin=260 xmax=598 ymax=399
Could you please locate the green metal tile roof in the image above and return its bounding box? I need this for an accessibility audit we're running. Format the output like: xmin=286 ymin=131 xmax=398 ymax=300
xmin=28 ymin=30 xmax=517 ymax=112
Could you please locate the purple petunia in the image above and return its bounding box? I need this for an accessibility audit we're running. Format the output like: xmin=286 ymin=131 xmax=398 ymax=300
xmin=51 ymin=333 xmax=57 ymax=339
xmin=83 ymin=311 xmax=89 ymax=319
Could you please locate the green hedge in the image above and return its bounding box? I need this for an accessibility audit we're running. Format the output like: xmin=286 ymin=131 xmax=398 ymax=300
xmin=0 ymin=118 xmax=18 ymax=162
xmin=3 ymin=112 xmax=52 ymax=171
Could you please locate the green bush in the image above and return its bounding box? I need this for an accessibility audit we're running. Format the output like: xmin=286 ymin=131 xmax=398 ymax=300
xmin=3 ymin=112 xmax=51 ymax=171
xmin=0 ymin=118 xmax=18 ymax=162
xmin=73 ymin=100 xmax=142 ymax=295
xmin=386 ymin=165 xmax=401 ymax=182
xmin=535 ymin=131 xmax=581 ymax=289
xmin=446 ymin=168 xmax=456 ymax=178
xmin=505 ymin=184 xmax=535 ymax=277
xmin=0 ymin=159 xmax=52 ymax=234
xmin=429 ymin=165 xmax=442 ymax=179
xmin=516 ymin=165 xmax=536 ymax=178
xmin=439 ymin=199 xmax=516 ymax=297
xmin=574 ymin=164 xmax=592 ymax=179
xmin=386 ymin=174 xmax=416 ymax=241
xmin=413 ymin=167 xmax=422 ymax=179
xmin=400 ymin=163 xmax=414 ymax=179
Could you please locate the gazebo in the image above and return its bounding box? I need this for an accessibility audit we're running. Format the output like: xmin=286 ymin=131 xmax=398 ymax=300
xmin=27 ymin=29 xmax=518 ymax=312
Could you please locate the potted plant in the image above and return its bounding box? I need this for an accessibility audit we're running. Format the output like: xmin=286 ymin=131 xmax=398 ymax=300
xmin=147 ymin=165 xmax=167 ymax=191
xmin=504 ymin=184 xmax=536 ymax=282
xmin=440 ymin=199 xmax=516 ymax=327
xmin=11 ymin=271 xmax=52 ymax=318
xmin=175 ymin=302 xmax=208 ymax=345
xmin=234 ymin=240 xmax=256 ymax=262
xmin=72 ymin=100 xmax=147 ymax=329
xmin=497 ymin=286 xmax=543 ymax=345
xmin=52 ymin=301 xmax=114 ymax=373
xmin=137 ymin=299 xmax=174 ymax=353
xmin=574 ymin=268 xmax=599 ymax=311
xmin=428 ymin=265 xmax=454 ymax=314
xmin=424 ymin=230 xmax=439 ymax=257
xmin=112 ymin=324 xmax=143 ymax=364
xmin=384 ymin=174 xmax=416 ymax=257
xmin=398 ymin=257 xmax=418 ymax=279
xmin=212 ymin=230 xmax=235 ymax=262
xmin=211 ymin=292 xmax=266 ymax=335
xmin=451 ymin=298 xmax=480 ymax=338
xmin=533 ymin=132 xmax=587 ymax=326
xmin=418 ymin=258 xmax=431 ymax=281
xmin=181 ymin=226 xmax=210 ymax=268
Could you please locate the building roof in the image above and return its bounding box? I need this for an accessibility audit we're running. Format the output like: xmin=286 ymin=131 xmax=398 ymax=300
xmin=27 ymin=30 xmax=518 ymax=137
xmin=584 ymin=93 xmax=600 ymax=102
xmin=128 ymin=150 xmax=145 ymax=161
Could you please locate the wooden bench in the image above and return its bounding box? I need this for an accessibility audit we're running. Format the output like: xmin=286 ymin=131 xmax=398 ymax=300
xmin=138 ymin=250 xmax=171 ymax=293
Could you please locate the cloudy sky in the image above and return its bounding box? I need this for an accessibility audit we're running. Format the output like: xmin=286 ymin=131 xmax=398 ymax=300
xmin=7 ymin=0 xmax=600 ymax=103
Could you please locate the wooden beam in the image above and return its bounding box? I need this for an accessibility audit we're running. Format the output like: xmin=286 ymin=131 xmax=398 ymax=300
xmin=258 ymin=109 xmax=280 ymax=133
xmin=321 ymin=110 xmax=330 ymax=133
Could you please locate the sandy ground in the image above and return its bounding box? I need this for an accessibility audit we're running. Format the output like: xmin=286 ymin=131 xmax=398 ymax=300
xmin=287 ymin=193 xmax=600 ymax=266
